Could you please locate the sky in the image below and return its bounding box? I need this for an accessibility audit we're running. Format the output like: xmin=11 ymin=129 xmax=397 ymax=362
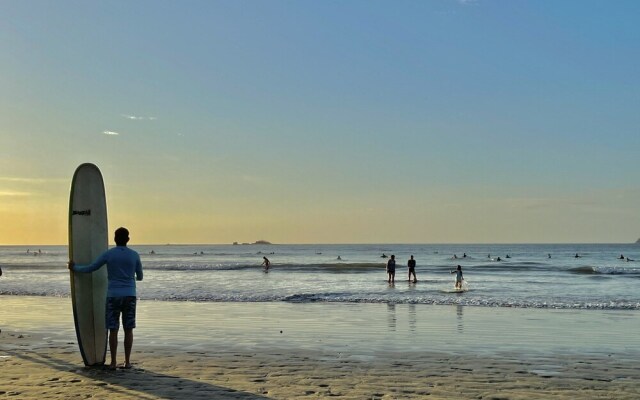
xmin=1 ymin=0 xmax=639 ymax=245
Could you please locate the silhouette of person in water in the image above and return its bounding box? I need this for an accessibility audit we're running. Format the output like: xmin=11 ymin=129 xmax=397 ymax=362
xmin=451 ymin=265 xmax=464 ymax=290
xmin=619 ymin=254 xmax=625 ymax=260
xmin=407 ymin=255 xmax=417 ymax=283
xmin=261 ymin=257 xmax=270 ymax=272
xmin=575 ymin=253 xmax=580 ymax=258
xmin=386 ymin=255 xmax=396 ymax=284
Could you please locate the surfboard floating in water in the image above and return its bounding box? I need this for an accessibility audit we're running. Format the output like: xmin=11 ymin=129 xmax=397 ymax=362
xmin=69 ymin=163 xmax=108 ymax=366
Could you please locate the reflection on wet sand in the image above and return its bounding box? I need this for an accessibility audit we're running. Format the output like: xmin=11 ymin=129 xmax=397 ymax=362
xmin=408 ymin=304 xmax=417 ymax=333
xmin=387 ymin=303 xmax=396 ymax=331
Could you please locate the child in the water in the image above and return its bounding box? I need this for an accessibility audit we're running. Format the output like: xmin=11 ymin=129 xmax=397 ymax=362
xmin=451 ymin=265 xmax=463 ymax=290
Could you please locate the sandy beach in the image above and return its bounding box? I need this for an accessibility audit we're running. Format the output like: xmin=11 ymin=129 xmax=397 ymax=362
xmin=1 ymin=296 xmax=639 ymax=399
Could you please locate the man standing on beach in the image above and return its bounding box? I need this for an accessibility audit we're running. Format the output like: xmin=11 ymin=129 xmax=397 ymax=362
xmin=407 ymin=255 xmax=417 ymax=283
xmin=69 ymin=227 xmax=143 ymax=370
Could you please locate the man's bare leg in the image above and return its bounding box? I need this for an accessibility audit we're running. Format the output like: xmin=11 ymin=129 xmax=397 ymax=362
xmin=124 ymin=328 xmax=133 ymax=368
xmin=109 ymin=329 xmax=119 ymax=369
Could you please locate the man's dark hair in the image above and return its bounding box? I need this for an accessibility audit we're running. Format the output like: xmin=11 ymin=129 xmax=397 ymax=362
xmin=114 ymin=227 xmax=130 ymax=246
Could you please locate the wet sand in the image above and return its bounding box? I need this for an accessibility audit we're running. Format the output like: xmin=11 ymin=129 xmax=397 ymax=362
xmin=1 ymin=296 xmax=639 ymax=399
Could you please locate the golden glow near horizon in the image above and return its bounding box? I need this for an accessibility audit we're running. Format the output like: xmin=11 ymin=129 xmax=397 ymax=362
xmin=1 ymin=169 xmax=638 ymax=245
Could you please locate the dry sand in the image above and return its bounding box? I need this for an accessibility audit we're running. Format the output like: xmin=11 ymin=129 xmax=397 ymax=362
xmin=1 ymin=296 xmax=639 ymax=399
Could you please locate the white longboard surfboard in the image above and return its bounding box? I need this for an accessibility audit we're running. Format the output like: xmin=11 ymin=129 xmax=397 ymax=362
xmin=69 ymin=163 xmax=108 ymax=366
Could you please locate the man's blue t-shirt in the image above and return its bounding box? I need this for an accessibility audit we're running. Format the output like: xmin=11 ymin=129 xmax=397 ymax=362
xmin=74 ymin=246 xmax=143 ymax=297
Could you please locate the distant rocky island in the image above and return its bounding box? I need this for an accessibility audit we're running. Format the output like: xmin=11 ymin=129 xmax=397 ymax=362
xmin=233 ymin=240 xmax=272 ymax=245
xmin=636 ymin=238 xmax=640 ymax=244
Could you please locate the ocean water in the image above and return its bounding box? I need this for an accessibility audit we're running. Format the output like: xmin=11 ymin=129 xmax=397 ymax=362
xmin=1 ymin=243 xmax=639 ymax=310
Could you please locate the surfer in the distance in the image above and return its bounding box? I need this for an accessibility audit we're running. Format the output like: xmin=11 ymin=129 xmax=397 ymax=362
xmin=451 ymin=265 xmax=464 ymax=290
xmin=69 ymin=227 xmax=143 ymax=370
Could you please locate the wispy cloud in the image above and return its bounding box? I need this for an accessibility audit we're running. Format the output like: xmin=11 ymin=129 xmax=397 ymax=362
xmin=0 ymin=191 xmax=30 ymax=197
xmin=458 ymin=0 xmax=478 ymax=5
xmin=0 ymin=177 xmax=66 ymax=184
xmin=122 ymin=114 xmax=157 ymax=121
xmin=505 ymin=197 xmax=599 ymax=211
xmin=102 ymin=130 xmax=120 ymax=136
xmin=241 ymin=175 xmax=267 ymax=184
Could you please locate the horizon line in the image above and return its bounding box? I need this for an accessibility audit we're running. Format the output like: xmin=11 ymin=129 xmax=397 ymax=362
xmin=2 ymin=241 xmax=639 ymax=247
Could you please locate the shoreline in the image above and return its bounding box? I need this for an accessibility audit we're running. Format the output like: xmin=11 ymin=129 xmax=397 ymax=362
xmin=2 ymin=296 xmax=640 ymax=399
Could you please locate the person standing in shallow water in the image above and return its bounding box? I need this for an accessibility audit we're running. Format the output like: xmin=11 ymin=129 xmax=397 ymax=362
xmin=386 ymin=255 xmax=396 ymax=284
xmin=407 ymin=255 xmax=417 ymax=283
xmin=69 ymin=227 xmax=143 ymax=370
xmin=451 ymin=265 xmax=464 ymax=290
xmin=262 ymin=256 xmax=270 ymax=272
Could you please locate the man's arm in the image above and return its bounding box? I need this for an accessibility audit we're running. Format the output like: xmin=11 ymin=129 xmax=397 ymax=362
xmin=135 ymin=256 xmax=143 ymax=281
xmin=69 ymin=252 xmax=108 ymax=273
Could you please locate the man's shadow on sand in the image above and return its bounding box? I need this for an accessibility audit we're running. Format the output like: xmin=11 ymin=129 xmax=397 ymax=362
xmin=7 ymin=349 xmax=271 ymax=400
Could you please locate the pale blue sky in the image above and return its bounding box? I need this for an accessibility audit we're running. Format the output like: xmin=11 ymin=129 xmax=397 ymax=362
xmin=1 ymin=0 xmax=639 ymax=244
